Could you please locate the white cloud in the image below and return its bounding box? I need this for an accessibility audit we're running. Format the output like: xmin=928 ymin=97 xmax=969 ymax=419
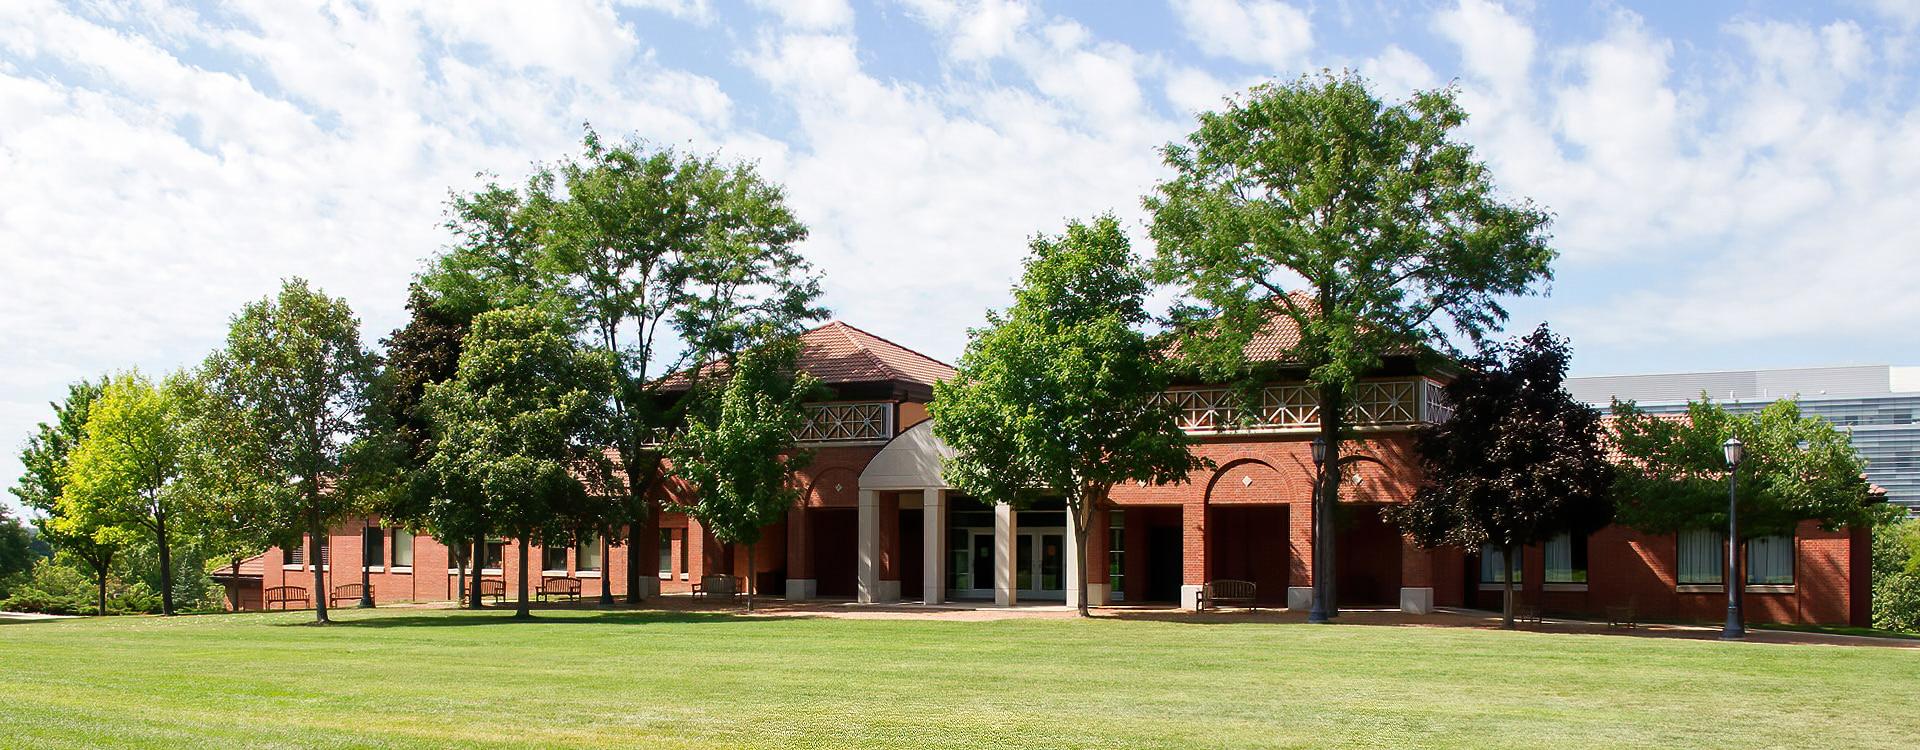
xmin=1170 ymin=0 xmax=1313 ymax=73
xmin=749 ymin=0 xmax=854 ymax=30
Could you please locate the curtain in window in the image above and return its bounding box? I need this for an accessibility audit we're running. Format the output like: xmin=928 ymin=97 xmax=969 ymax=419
xmin=1678 ymin=528 xmax=1723 ymax=584
xmin=1544 ymin=533 xmax=1588 ymax=583
xmin=1746 ymin=534 xmax=1794 ymax=585
xmin=1479 ymin=545 xmax=1519 ymax=584
xmin=391 ymin=533 xmax=414 ymax=567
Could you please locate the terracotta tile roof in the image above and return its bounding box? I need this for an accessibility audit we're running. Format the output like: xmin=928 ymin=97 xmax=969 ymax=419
xmin=212 ymin=552 xmax=268 ymax=579
xmin=660 ymin=320 xmax=954 ymax=391
xmin=1166 ymin=294 xmax=1415 ymax=365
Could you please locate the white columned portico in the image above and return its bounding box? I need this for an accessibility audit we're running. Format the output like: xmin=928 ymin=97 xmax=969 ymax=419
xmin=1064 ymin=512 xmax=1084 ymax=610
xmin=922 ymin=488 xmax=946 ymax=605
xmin=994 ymin=502 xmax=1018 ymax=607
xmin=857 ymin=489 xmax=879 ymax=604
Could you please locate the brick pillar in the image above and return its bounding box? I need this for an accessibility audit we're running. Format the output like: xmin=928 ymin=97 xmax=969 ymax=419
xmin=687 ymin=517 xmax=707 ymax=582
xmin=1080 ymin=505 xmax=1110 ymax=606
xmin=1180 ymin=498 xmax=1207 ymax=610
xmin=786 ymin=506 xmax=815 ymax=600
xmin=633 ymin=507 xmax=660 ymax=598
xmin=1287 ymin=498 xmax=1314 ymax=610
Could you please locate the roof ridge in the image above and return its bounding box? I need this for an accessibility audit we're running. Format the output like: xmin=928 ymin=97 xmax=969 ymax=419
xmin=825 ymin=319 xmax=956 ymax=375
xmin=830 ymin=320 xmax=902 ymax=382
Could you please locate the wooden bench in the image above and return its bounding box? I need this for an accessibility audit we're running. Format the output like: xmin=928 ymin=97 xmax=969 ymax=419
xmin=330 ymin=583 xmax=373 ymax=607
xmin=538 ymin=576 xmax=582 ymax=602
xmin=691 ymin=574 xmax=739 ymax=600
xmin=462 ymin=577 xmax=506 ymax=604
xmin=264 ymin=585 xmax=308 ymax=610
xmin=1515 ymin=603 xmax=1543 ymax=625
xmin=1200 ymin=580 xmax=1257 ymax=611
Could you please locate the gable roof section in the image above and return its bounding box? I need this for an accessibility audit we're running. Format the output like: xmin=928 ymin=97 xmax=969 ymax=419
xmin=659 ymin=320 xmax=954 ymax=391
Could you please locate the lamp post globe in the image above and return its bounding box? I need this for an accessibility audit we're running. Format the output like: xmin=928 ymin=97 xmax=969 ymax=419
xmin=1720 ymin=436 xmax=1744 ymax=640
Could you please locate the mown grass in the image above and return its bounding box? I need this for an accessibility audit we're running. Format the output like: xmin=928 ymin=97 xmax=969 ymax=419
xmin=2 ymin=606 xmax=1917 ymax=749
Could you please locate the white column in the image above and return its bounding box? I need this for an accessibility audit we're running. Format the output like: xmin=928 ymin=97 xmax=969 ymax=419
xmin=857 ymin=489 xmax=878 ymax=604
xmin=1064 ymin=510 xmax=1084 ymax=610
xmin=994 ymin=502 xmax=1018 ymax=607
xmin=922 ymin=488 xmax=945 ymax=605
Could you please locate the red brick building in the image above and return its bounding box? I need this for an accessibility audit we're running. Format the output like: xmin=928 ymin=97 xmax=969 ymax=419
xmin=230 ymin=320 xmax=1871 ymax=626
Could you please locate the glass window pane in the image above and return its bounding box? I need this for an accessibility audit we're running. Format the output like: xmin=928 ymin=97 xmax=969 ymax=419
xmin=577 ymin=534 xmax=602 ymax=571
xmin=1746 ymin=534 xmax=1794 ymax=585
xmin=543 ymin=545 xmax=568 ymax=571
xmin=1678 ymin=529 xmax=1724 ymax=584
xmin=365 ymin=527 xmax=384 ymax=567
xmin=391 ymin=533 xmax=414 ymax=567
xmin=1479 ymin=545 xmax=1519 ymax=583
xmin=1544 ymin=533 xmax=1586 ymax=583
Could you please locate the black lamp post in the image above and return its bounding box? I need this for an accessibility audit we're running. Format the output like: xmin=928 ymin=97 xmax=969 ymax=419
xmin=1308 ymin=436 xmax=1329 ymax=624
xmin=358 ymin=519 xmax=375 ymax=608
xmin=1720 ymin=436 xmax=1744 ymax=640
xmin=598 ymin=531 xmax=617 ymax=606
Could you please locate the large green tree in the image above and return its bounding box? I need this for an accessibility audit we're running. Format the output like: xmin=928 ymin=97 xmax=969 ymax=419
xmin=425 ymin=306 xmax=617 ymax=619
xmin=932 ymin=215 xmax=1204 ymax=617
xmin=666 ymin=337 xmax=817 ymax=612
xmin=426 ymin=127 xmax=824 ymax=604
xmin=12 ymin=379 xmax=119 ymax=615
xmin=1386 ymin=325 xmax=1614 ymax=628
xmin=198 ymin=279 xmax=386 ymax=625
xmin=60 ymin=371 xmax=193 ymax=615
xmin=534 ymin=128 xmax=822 ymax=604
xmin=1145 ymin=73 xmax=1555 ymax=619
xmin=0 ymin=507 xmax=34 ymax=593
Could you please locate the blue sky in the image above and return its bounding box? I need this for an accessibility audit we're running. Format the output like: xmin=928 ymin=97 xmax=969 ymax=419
xmin=3 ymin=0 xmax=1919 ymax=513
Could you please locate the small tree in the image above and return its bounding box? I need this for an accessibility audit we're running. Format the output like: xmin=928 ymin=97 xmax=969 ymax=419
xmin=1147 ymin=73 xmax=1555 ymax=619
xmin=1386 ymin=325 xmax=1614 ymax=628
xmin=198 ymin=279 xmax=386 ymax=625
xmin=13 ymin=379 xmax=121 ymax=615
xmin=932 ymin=215 xmax=1204 ymax=617
xmin=1612 ymin=396 xmax=1885 ymax=633
xmin=425 ymin=306 xmax=615 ymax=619
xmin=60 ymin=371 xmax=193 ymax=616
xmin=666 ymin=338 xmax=817 ymax=612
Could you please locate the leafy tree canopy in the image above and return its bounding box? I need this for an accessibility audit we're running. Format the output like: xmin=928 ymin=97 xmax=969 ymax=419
xmin=1388 ymin=325 xmax=1615 ymax=551
xmin=931 ymin=215 xmax=1203 ymax=615
xmin=1610 ymin=397 xmax=1885 ymax=538
xmin=666 ymin=337 xmax=817 ymax=610
xmin=60 ymin=370 xmax=195 ymax=614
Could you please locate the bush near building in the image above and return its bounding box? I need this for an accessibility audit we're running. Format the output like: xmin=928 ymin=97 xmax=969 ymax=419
xmin=1874 ymin=517 xmax=1920 ymax=632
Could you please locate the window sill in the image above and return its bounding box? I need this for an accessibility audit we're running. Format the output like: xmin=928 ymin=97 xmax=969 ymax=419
xmin=282 ymin=565 xmax=303 ymax=571
xmin=390 ymin=566 xmax=412 ymax=575
xmin=577 ymin=571 xmax=601 ymax=578
xmin=367 ymin=566 xmax=385 ymax=573
xmin=1677 ymin=584 xmax=1724 ymax=593
xmin=482 ymin=568 xmax=503 ymax=575
xmin=1542 ymin=583 xmax=1589 ymax=593
xmin=1477 ymin=583 xmax=1523 ymax=591
xmin=1747 ymin=584 xmax=1795 ymax=594
xmin=541 ymin=570 xmax=569 ymax=577
xmin=659 ymin=572 xmax=672 ymax=580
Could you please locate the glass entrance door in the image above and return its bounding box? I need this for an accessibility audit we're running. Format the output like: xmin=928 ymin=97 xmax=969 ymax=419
xmin=1018 ymin=530 xmax=1066 ymax=599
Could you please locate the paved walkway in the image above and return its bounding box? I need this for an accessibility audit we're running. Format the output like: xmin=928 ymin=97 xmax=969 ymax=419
xmin=483 ymin=597 xmax=1920 ymax=648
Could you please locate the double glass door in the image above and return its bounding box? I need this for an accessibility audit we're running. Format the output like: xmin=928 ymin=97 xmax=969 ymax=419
xmin=953 ymin=529 xmax=1065 ymax=599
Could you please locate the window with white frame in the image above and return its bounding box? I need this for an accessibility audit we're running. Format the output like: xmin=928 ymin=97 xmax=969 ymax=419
xmin=284 ymin=544 xmax=303 ymax=566
xmin=659 ymin=529 xmax=673 ymax=576
xmin=1677 ymin=528 xmax=1724 ymax=585
xmin=483 ymin=540 xmax=505 ymax=570
xmin=391 ymin=533 xmax=414 ymax=568
xmin=1544 ymin=533 xmax=1588 ymax=583
xmin=1479 ymin=545 xmax=1520 ymax=584
xmin=542 ymin=545 xmax=568 ymax=572
xmin=1746 ymin=534 xmax=1794 ymax=585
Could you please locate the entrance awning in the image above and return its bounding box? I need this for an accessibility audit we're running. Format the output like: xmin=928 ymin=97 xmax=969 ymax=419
xmin=858 ymin=419 xmax=954 ymax=490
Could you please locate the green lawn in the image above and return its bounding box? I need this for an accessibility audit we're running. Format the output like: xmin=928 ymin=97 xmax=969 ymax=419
xmin=3 ymin=607 xmax=1917 ymax=749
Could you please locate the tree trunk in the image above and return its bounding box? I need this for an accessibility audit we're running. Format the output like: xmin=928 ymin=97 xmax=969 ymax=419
xmin=229 ymin=557 xmax=242 ymax=611
xmin=599 ymin=531 xmax=616 ymax=606
xmin=95 ymin=554 xmax=109 ymax=616
xmin=455 ymin=538 xmax=467 ymax=608
xmin=1501 ymin=543 xmax=1516 ymax=630
xmin=155 ymin=509 xmax=175 ymax=616
xmin=309 ymin=506 xmax=329 ymax=625
xmin=1073 ymin=497 xmax=1093 ymax=618
xmin=514 ymin=537 xmax=531 ymax=618
xmin=469 ymin=533 xmax=484 ymax=610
